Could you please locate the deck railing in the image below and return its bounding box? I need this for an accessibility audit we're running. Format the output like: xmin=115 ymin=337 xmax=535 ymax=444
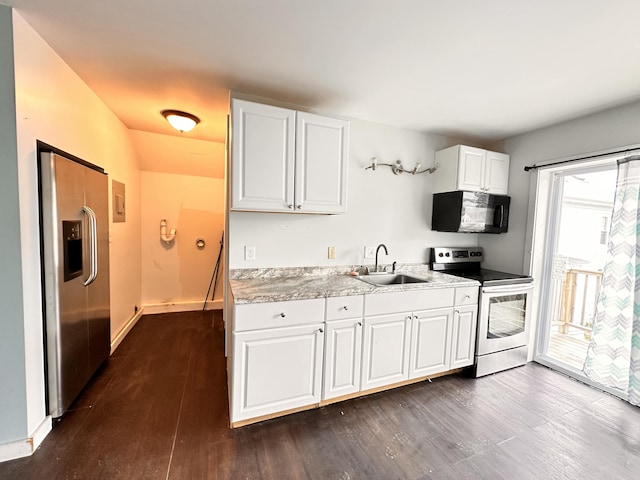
xmin=554 ymin=268 xmax=602 ymax=338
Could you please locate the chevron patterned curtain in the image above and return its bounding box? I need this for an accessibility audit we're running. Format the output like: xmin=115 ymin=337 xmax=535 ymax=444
xmin=584 ymin=155 xmax=640 ymax=405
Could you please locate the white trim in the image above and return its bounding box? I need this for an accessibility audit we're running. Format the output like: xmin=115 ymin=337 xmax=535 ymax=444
xmin=525 ymin=153 xmax=622 ymax=363
xmin=535 ymin=357 xmax=626 ymax=401
xmin=0 ymin=416 xmax=52 ymax=463
xmin=528 ymin=152 xmax=625 ymax=395
xmin=110 ymin=307 xmax=145 ymax=354
xmin=141 ymin=300 xmax=223 ymax=315
xmin=30 ymin=416 xmax=51 ymax=453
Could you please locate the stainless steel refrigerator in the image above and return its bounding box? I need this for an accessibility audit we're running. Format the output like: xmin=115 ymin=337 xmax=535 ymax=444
xmin=39 ymin=148 xmax=110 ymax=418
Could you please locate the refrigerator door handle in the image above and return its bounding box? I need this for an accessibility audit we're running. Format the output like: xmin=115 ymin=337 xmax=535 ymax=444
xmin=82 ymin=205 xmax=98 ymax=286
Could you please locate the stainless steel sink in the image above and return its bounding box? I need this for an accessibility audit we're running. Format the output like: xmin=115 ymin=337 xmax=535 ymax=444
xmin=355 ymin=273 xmax=429 ymax=286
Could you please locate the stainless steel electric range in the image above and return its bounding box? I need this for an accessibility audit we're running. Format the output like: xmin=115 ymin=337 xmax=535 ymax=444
xmin=430 ymin=247 xmax=534 ymax=377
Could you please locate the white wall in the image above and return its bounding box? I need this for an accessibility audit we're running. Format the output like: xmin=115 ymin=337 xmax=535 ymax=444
xmin=8 ymin=9 xmax=142 ymax=447
xmin=229 ymin=117 xmax=476 ymax=269
xmin=141 ymin=171 xmax=225 ymax=308
xmin=480 ymin=99 xmax=640 ymax=274
xmin=131 ymin=130 xmax=225 ymax=179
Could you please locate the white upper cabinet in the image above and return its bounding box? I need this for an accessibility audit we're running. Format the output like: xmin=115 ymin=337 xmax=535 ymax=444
xmin=433 ymin=145 xmax=510 ymax=195
xmin=230 ymin=99 xmax=349 ymax=214
xmin=483 ymin=150 xmax=510 ymax=195
xmin=295 ymin=112 xmax=349 ymax=213
xmin=231 ymin=100 xmax=295 ymax=212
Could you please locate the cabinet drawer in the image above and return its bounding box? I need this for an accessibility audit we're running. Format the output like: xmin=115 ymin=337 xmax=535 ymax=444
xmin=326 ymin=295 xmax=363 ymax=321
xmin=455 ymin=287 xmax=479 ymax=306
xmin=364 ymin=288 xmax=454 ymax=316
xmin=234 ymin=298 xmax=325 ymax=331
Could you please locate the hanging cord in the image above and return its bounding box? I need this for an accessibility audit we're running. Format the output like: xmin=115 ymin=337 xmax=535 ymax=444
xmin=203 ymin=231 xmax=224 ymax=311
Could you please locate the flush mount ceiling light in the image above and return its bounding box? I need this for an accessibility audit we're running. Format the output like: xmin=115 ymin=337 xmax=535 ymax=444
xmin=161 ymin=109 xmax=200 ymax=133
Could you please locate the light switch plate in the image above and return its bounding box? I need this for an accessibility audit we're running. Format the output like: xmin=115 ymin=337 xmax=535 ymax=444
xmin=112 ymin=180 xmax=126 ymax=223
xmin=364 ymin=246 xmax=375 ymax=259
xmin=328 ymin=246 xmax=336 ymax=259
xmin=244 ymin=245 xmax=256 ymax=261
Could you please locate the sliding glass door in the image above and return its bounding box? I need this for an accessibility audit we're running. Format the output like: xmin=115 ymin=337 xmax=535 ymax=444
xmin=535 ymin=164 xmax=617 ymax=377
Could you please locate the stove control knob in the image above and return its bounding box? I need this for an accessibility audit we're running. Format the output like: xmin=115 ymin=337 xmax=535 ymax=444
xmin=445 ymin=252 xmax=450 ymax=257
xmin=438 ymin=252 xmax=444 ymax=257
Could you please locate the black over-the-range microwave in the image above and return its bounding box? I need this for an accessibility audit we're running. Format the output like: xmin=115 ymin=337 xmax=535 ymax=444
xmin=431 ymin=191 xmax=510 ymax=234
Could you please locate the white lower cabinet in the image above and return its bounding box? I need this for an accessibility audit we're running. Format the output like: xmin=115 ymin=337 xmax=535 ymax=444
xmin=230 ymin=297 xmax=325 ymax=424
xmin=361 ymin=313 xmax=412 ymax=390
xmin=323 ymin=318 xmax=363 ymax=400
xmin=232 ymin=323 xmax=324 ymax=422
xmin=229 ymin=286 xmax=478 ymax=425
xmin=363 ymin=286 xmax=480 ymax=391
xmin=409 ymin=308 xmax=453 ymax=378
xmin=450 ymin=304 xmax=478 ymax=369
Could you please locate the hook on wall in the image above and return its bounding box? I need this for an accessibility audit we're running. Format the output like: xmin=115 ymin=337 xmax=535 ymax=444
xmin=160 ymin=219 xmax=177 ymax=243
xmin=365 ymin=157 xmax=438 ymax=175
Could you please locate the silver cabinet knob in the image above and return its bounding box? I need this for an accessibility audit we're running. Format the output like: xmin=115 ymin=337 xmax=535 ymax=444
xmin=280 ymin=313 xmax=286 ymax=318
xmin=343 ymin=305 xmax=349 ymax=311
xmin=319 ymin=327 xmax=324 ymax=333
xmin=357 ymin=321 xmax=362 ymax=327
xmin=288 ymin=204 xmax=293 ymax=209
xmin=297 ymin=205 xmax=302 ymax=209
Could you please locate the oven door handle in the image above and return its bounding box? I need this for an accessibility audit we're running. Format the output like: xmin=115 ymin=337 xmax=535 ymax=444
xmin=482 ymin=282 xmax=533 ymax=294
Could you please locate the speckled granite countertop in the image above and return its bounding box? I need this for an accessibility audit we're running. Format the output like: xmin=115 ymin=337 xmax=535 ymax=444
xmin=229 ymin=264 xmax=479 ymax=304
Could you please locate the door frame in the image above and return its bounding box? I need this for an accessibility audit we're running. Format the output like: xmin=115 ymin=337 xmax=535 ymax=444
xmin=526 ymin=151 xmax=625 ymax=397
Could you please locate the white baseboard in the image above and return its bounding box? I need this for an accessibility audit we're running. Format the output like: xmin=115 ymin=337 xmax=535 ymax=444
xmin=142 ymin=300 xmax=223 ymax=315
xmin=110 ymin=307 xmax=145 ymax=354
xmin=0 ymin=416 xmax=52 ymax=463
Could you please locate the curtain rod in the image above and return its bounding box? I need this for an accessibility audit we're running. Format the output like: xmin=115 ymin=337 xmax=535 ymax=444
xmin=523 ymin=149 xmax=636 ymax=172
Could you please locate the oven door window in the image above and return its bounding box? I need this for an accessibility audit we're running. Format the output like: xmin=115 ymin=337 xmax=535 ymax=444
xmin=487 ymin=293 xmax=527 ymax=338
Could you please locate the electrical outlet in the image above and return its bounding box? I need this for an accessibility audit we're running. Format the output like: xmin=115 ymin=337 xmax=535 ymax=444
xmin=328 ymin=246 xmax=336 ymax=259
xmin=364 ymin=246 xmax=375 ymax=259
xmin=244 ymin=245 xmax=256 ymax=261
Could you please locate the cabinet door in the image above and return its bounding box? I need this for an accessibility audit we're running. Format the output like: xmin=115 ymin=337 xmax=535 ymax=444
xmin=450 ymin=305 xmax=478 ymax=369
xmin=323 ymin=318 xmax=363 ymax=400
xmin=361 ymin=313 xmax=412 ymax=390
xmin=295 ymin=112 xmax=349 ymax=214
xmin=457 ymin=145 xmax=485 ymax=192
xmin=231 ymin=99 xmax=295 ymax=212
xmin=484 ymin=151 xmax=510 ymax=195
xmin=409 ymin=308 xmax=453 ymax=378
xmin=231 ymin=324 xmax=324 ymax=422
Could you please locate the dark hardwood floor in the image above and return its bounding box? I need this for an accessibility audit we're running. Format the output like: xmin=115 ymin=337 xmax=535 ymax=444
xmin=2 ymin=310 xmax=640 ymax=479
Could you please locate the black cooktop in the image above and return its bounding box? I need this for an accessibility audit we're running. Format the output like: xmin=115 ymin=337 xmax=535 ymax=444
xmin=442 ymin=268 xmax=533 ymax=286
